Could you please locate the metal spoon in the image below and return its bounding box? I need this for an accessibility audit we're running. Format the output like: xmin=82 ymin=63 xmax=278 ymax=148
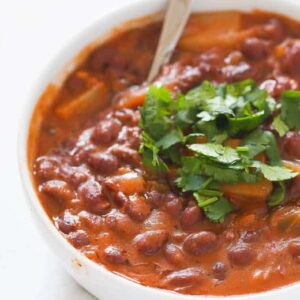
xmin=147 ymin=0 xmax=192 ymax=82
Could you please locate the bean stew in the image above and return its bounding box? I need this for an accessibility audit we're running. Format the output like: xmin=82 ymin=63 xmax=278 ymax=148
xmin=29 ymin=10 xmax=300 ymax=295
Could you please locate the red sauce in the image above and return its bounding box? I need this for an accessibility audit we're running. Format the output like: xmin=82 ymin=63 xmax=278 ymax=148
xmin=29 ymin=10 xmax=300 ymax=295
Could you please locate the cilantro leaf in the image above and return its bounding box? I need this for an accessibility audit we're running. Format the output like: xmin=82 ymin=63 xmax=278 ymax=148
xmin=268 ymin=182 xmax=286 ymax=207
xmin=139 ymin=85 xmax=172 ymax=140
xmin=259 ymin=163 xmax=298 ymax=181
xmin=185 ymin=81 xmax=217 ymax=107
xmin=228 ymin=111 xmax=265 ymax=135
xmin=139 ymin=132 xmax=168 ymax=172
xmin=188 ymin=143 xmax=240 ymax=164
xmin=176 ymin=157 xmax=204 ymax=192
xmin=156 ymin=129 xmax=183 ymax=150
xmin=281 ymin=90 xmax=300 ymax=131
xmin=194 ymin=194 xmax=234 ymax=223
xmin=201 ymin=161 xmax=258 ymax=183
xmin=242 ymin=130 xmax=281 ymax=166
xmin=176 ymin=175 xmax=206 ymax=192
xmin=226 ymin=79 xmax=256 ymax=97
xmin=272 ymin=115 xmax=289 ymax=137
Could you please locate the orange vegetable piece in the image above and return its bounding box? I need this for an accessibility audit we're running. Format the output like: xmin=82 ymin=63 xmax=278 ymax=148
xmin=179 ymin=12 xmax=241 ymax=51
xmin=117 ymin=86 xmax=148 ymax=109
xmin=222 ymin=179 xmax=273 ymax=208
xmin=55 ymin=72 xmax=109 ymax=119
xmin=225 ymin=138 xmax=241 ymax=148
xmin=283 ymin=160 xmax=300 ymax=178
xmin=107 ymin=172 xmax=145 ymax=195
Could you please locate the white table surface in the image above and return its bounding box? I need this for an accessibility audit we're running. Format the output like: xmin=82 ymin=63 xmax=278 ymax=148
xmin=0 ymin=0 xmax=135 ymax=299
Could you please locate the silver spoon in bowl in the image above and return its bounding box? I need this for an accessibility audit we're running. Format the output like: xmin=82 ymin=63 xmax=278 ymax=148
xmin=147 ymin=0 xmax=192 ymax=82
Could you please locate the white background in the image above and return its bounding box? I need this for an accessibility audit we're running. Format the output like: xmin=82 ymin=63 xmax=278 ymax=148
xmin=0 ymin=0 xmax=135 ymax=299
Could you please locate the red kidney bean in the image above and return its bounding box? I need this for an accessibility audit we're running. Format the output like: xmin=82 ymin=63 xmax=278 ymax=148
xmin=106 ymin=210 xmax=138 ymax=237
xmin=164 ymin=267 xmax=204 ymax=287
xmin=287 ymin=178 xmax=300 ymax=201
xmin=61 ymin=164 xmax=89 ymax=187
xmin=40 ymin=180 xmax=74 ymax=202
xmin=263 ymin=19 xmax=284 ymax=42
xmin=241 ymin=230 xmax=260 ymax=243
xmin=117 ymin=126 xmax=141 ymax=149
xmin=222 ymin=62 xmax=254 ymax=82
xmin=87 ymin=152 xmax=119 ymax=174
xmin=125 ymin=195 xmax=151 ymax=222
xmin=183 ymin=231 xmax=218 ymax=255
xmin=91 ymin=119 xmax=121 ymax=145
xmin=114 ymin=108 xmax=140 ymax=126
xmin=78 ymin=180 xmax=110 ymax=214
xmin=78 ymin=210 xmax=104 ymax=231
xmin=280 ymin=131 xmax=300 ymax=159
xmin=212 ymin=262 xmax=227 ymax=280
xmin=164 ymin=244 xmax=185 ymax=266
xmin=54 ymin=210 xmax=78 ymax=234
xmin=34 ymin=157 xmax=59 ymax=180
xmin=282 ymin=39 xmax=300 ymax=75
xmin=146 ymin=191 xmax=165 ymax=208
xmin=171 ymin=231 xmax=188 ymax=243
xmin=67 ymin=230 xmax=89 ymax=248
xmin=241 ymin=37 xmax=270 ymax=60
xmin=110 ymin=145 xmax=140 ymax=166
xmin=165 ymin=195 xmax=183 ymax=218
xmin=89 ymin=46 xmax=117 ymax=71
xmin=133 ymin=230 xmax=169 ymax=255
xmin=103 ymin=246 xmax=127 ymax=264
xmin=112 ymin=191 xmax=128 ymax=207
xmin=228 ymin=245 xmax=255 ymax=266
xmin=181 ymin=205 xmax=202 ymax=229
xmin=288 ymin=241 xmax=300 ymax=258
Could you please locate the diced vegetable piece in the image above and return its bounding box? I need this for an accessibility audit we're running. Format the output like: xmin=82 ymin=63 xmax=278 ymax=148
xmin=225 ymin=139 xmax=241 ymax=149
xmin=55 ymin=77 xmax=109 ymax=119
xmin=106 ymin=172 xmax=145 ymax=195
xmin=117 ymin=86 xmax=148 ymax=109
xmin=179 ymin=12 xmax=241 ymax=51
xmin=270 ymin=206 xmax=300 ymax=235
xmin=222 ymin=179 xmax=273 ymax=207
xmin=283 ymin=160 xmax=300 ymax=178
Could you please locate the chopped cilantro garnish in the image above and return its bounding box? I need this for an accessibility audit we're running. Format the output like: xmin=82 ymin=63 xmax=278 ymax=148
xmin=268 ymin=182 xmax=286 ymax=207
xmin=272 ymin=115 xmax=289 ymax=137
xmin=139 ymin=80 xmax=300 ymax=223
xmin=281 ymin=90 xmax=300 ymax=131
xmin=258 ymin=163 xmax=298 ymax=182
xmin=188 ymin=143 xmax=240 ymax=164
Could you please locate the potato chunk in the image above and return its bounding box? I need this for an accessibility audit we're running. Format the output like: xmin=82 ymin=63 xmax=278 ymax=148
xmin=179 ymin=12 xmax=241 ymax=51
xmin=55 ymin=72 xmax=109 ymax=119
xmin=222 ymin=179 xmax=273 ymax=208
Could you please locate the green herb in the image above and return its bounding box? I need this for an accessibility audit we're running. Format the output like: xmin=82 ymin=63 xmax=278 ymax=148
xmin=139 ymin=132 xmax=168 ymax=172
xmin=268 ymin=182 xmax=286 ymax=207
xmin=195 ymin=195 xmax=234 ymax=223
xmin=138 ymin=80 xmax=299 ymax=224
xmin=175 ymin=157 xmax=204 ymax=192
xmin=242 ymin=130 xmax=281 ymax=166
xmin=156 ymin=129 xmax=183 ymax=150
xmin=139 ymin=85 xmax=172 ymax=140
xmin=272 ymin=115 xmax=289 ymax=137
xmin=258 ymin=163 xmax=298 ymax=181
xmin=188 ymin=143 xmax=240 ymax=164
xmin=281 ymin=90 xmax=300 ymax=131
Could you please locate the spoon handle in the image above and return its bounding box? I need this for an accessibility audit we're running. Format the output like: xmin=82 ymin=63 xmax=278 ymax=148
xmin=148 ymin=0 xmax=192 ymax=82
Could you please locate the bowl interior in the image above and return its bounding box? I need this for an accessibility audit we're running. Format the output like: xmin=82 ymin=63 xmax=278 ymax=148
xmin=18 ymin=0 xmax=300 ymax=299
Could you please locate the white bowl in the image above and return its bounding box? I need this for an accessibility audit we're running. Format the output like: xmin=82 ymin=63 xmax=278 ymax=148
xmin=18 ymin=0 xmax=300 ymax=299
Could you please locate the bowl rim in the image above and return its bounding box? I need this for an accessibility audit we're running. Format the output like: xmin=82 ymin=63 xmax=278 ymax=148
xmin=17 ymin=0 xmax=300 ymax=299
